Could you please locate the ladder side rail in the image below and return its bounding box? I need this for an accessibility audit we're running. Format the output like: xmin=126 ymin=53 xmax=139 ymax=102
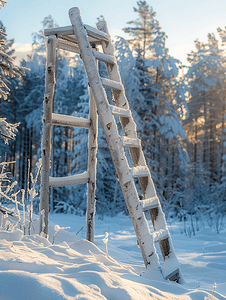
xmin=39 ymin=35 xmax=58 ymax=236
xmin=97 ymin=21 xmax=181 ymax=282
xmin=69 ymin=8 xmax=162 ymax=275
xmin=86 ymin=87 xmax=98 ymax=242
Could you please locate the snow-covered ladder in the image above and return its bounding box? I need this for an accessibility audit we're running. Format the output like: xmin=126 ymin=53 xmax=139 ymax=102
xmin=40 ymin=6 xmax=182 ymax=283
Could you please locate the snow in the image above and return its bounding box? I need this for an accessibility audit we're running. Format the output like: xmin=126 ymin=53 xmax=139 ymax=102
xmin=140 ymin=196 xmax=159 ymax=211
xmin=109 ymin=105 xmax=131 ymax=117
xmin=0 ymin=212 xmax=225 ymax=300
xmin=131 ymin=166 xmax=149 ymax=178
xmin=121 ymin=136 xmax=140 ymax=148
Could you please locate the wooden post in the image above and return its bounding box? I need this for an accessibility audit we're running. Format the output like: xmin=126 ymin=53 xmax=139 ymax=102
xmin=86 ymin=87 xmax=98 ymax=242
xmin=39 ymin=35 xmax=57 ymax=237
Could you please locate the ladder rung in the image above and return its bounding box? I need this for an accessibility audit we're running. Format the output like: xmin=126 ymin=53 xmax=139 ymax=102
xmin=121 ymin=136 xmax=141 ymax=148
xmin=131 ymin=166 xmax=149 ymax=178
xmin=52 ymin=113 xmax=90 ymax=128
xmin=49 ymin=171 xmax=89 ymax=187
xmin=44 ymin=24 xmax=110 ymax=42
xmin=140 ymin=196 xmax=159 ymax=211
xmin=164 ymin=268 xmax=180 ymax=282
xmin=44 ymin=26 xmax=74 ymax=37
xmin=110 ymin=105 xmax=131 ymax=117
xmin=93 ymin=50 xmax=116 ymax=65
xmin=152 ymin=228 xmax=169 ymax=244
xmin=57 ymin=39 xmax=80 ymax=54
xmin=101 ymin=77 xmax=123 ymax=91
xmin=58 ymin=35 xmax=78 ymax=44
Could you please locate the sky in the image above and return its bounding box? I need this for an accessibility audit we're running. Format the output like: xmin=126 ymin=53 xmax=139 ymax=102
xmin=1 ymin=0 xmax=226 ymax=65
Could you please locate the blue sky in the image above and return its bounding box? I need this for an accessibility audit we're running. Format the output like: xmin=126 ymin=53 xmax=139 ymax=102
xmin=1 ymin=0 xmax=226 ymax=65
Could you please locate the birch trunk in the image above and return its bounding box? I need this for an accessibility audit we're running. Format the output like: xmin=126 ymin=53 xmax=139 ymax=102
xmin=39 ymin=35 xmax=57 ymax=236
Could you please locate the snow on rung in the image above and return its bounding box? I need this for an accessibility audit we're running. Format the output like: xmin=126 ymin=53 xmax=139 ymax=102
xmin=52 ymin=113 xmax=90 ymax=128
xmin=131 ymin=166 xmax=149 ymax=178
xmin=101 ymin=77 xmax=123 ymax=91
xmin=93 ymin=50 xmax=116 ymax=64
xmin=121 ymin=136 xmax=141 ymax=148
xmin=44 ymin=24 xmax=110 ymax=42
xmin=57 ymin=39 xmax=80 ymax=54
xmin=44 ymin=26 xmax=74 ymax=37
xmin=152 ymin=228 xmax=169 ymax=244
xmin=84 ymin=24 xmax=110 ymax=42
xmin=140 ymin=196 xmax=159 ymax=211
xmin=110 ymin=105 xmax=131 ymax=117
xmin=49 ymin=171 xmax=89 ymax=187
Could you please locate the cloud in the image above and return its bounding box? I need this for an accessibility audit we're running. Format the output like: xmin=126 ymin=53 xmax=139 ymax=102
xmin=13 ymin=43 xmax=33 ymax=65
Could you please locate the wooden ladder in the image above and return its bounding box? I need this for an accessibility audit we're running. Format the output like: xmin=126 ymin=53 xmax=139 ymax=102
xmin=40 ymin=6 xmax=182 ymax=283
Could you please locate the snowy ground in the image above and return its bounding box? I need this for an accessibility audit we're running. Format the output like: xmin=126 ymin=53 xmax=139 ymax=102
xmin=0 ymin=212 xmax=225 ymax=300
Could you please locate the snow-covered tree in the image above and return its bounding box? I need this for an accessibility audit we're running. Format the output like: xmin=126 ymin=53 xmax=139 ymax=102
xmin=182 ymin=30 xmax=226 ymax=220
xmin=0 ymin=21 xmax=24 ymax=101
xmin=0 ymin=3 xmax=25 ymax=171
xmin=0 ymin=1 xmax=6 ymax=9
xmin=185 ymin=34 xmax=226 ymax=185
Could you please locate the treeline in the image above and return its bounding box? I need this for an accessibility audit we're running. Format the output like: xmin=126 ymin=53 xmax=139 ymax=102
xmin=1 ymin=2 xmax=226 ymax=222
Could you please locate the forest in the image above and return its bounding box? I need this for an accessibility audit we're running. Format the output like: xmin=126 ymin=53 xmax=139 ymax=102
xmin=1 ymin=0 xmax=226 ymax=230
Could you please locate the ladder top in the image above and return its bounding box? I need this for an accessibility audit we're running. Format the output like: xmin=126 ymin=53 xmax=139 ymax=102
xmin=44 ymin=24 xmax=110 ymax=44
